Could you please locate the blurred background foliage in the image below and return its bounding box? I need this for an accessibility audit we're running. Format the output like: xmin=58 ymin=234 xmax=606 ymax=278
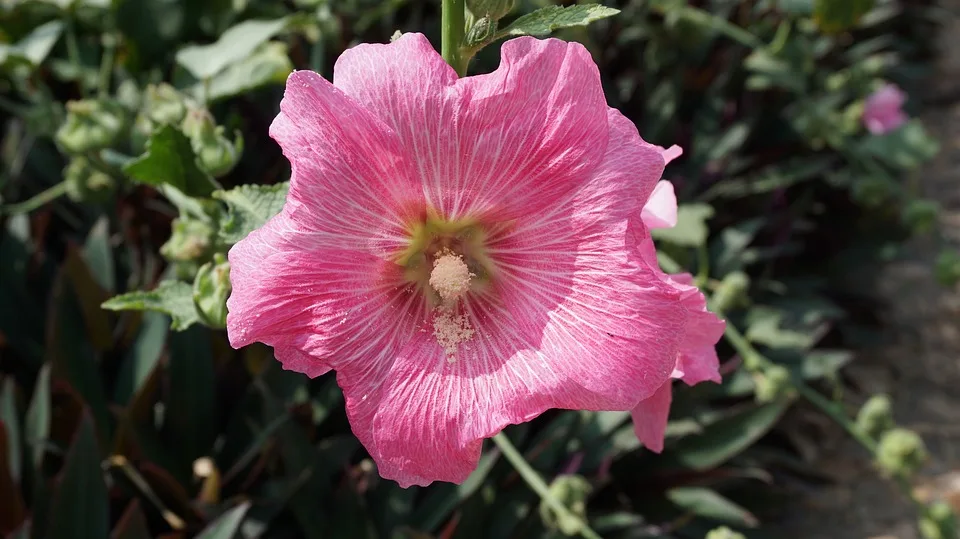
xmin=0 ymin=0 xmax=949 ymax=537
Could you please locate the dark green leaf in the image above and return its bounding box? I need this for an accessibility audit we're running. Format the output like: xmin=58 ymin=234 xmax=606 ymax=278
xmin=123 ymin=125 xmax=217 ymax=198
xmin=652 ymin=204 xmax=714 ymax=247
xmin=163 ymin=325 xmax=216 ymax=470
xmin=24 ymin=364 xmax=50 ymax=469
xmin=0 ymin=377 xmax=21 ymax=483
xmin=196 ymin=501 xmax=252 ymax=539
xmin=176 ymin=18 xmax=289 ymax=80
xmin=102 ymin=280 xmax=201 ymax=331
xmin=669 ymin=403 xmax=788 ymax=470
xmin=814 ymin=0 xmax=875 ymax=33
xmin=213 ymin=182 xmax=288 ymax=244
xmin=0 ymin=418 xmax=26 ymax=534
xmin=114 ymin=311 xmax=168 ymax=405
xmin=48 ymin=412 xmax=109 ymax=539
xmin=667 ymin=487 xmax=759 ymax=527
xmin=858 ymin=120 xmax=940 ymax=170
xmin=83 ymin=218 xmax=116 ymax=293
xmin=497 ymin=4 xmax=619 ymax=38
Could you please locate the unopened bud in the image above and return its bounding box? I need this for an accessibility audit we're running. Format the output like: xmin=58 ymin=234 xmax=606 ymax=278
xmin=144 ymin=83 xmax=187 ymax=126
xmin=876 ymin=428 xmax=927 ymax=478
xmin=64 ymin=157 xmax=115 ymax=204
xmin=181 ymin=108 xmax=241 ymax=178
xmin=160 ymin=218 xmax=215 ymax=263
xmin=919 ymin=501 xmax=957 ymax=539
xmin=539 ymin=474 xmax=591 ymax=536
xmin=466 ymin=0 xmax=514 ymax=20
xmin=55 ymin=99 xmax=127 ymax=154
xmin=754 ymin=364 xmax=794 ymax=403
xmin=712 ymin=271 xmax=749 ymax=313
xmin=705 ymin=527 xmax=746 ymax=539
xmin=194 ymin=253 xmax=231 ymax=329
xmin=466 ymin=17 xmax=498 ymax=47
xmin=855 ymin=394 xmax=894 ymax=439
xmin=902 ymin=199 xmax=940 ymax=236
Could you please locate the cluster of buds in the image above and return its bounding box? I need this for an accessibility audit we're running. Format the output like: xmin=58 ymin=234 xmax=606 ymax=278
xmin=55 ymin=99 xmax=127 ymax=154
xmin=181 ymin=107 xmax=241 ymax=178
xmin=539 ymin=474 xmax=592 ymax=536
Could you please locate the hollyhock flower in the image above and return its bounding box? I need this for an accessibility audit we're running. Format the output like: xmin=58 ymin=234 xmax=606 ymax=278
xmin=227 ymin=33 xmax=716 ymax=486
xmin=630 ymin=158 xmax=726 ymax=452
xmin=863 ymin=83 xmax=908 ymax=135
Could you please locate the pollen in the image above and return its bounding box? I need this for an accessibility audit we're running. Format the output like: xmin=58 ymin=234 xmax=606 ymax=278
xmin=429 ymin=251 xmax=472 ymax=303
xmin=433 ymin=309 xmax=475 ymax=362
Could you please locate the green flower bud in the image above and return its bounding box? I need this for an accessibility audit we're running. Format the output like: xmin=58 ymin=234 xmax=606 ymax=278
xmin=466 ymin=17 xmax=498 ymax=47
xmin=852 ymin=176 xmax=895 ymax=208
xmin=143 ymin=83 xmax=188 ymax=126
xmin=876 ymin=428 xmax=927 ymax=478
xmin=712 ymin=271 xmax=749 ymax=313
xmin=466 ymin=0 xmax=514 ymax=20
xmin=705 ymin=526 xmax=747 ymax=539
xmin=935 ymin=250 xmax=960 ymax=287
xmin=920 ymin=501 xmax=957 ymax=539
xmin=754 ymin=364 xmax=794 ymax=403
xmin=855 ymin=394 xmax=894 ymax=439
xmin=194 ymin=253 xmax=231 ymax=329
xmin=161 ymin=218 xmax=216 ymax=264
xmin=539 ymin=474 xmax=592 ymax=536
xmin=181 ymin=108 xmax=241 ymax=178
xmin=55 ymin=99 xmax=127 ymax=154
xmin=63 ymin=157 xmax=116 ymax=204
xmin=902 ymin=199 xmax=940 ymax=236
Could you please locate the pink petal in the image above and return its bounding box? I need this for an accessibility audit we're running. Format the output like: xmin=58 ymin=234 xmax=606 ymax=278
xmin=333 ymin=33 xmax=610 ymax=220
xmin=641 ymin=180 xmax=678 ymax=229
xmin=630 ymin=381 xmax=672 ymax=453
xmin=661 ymin=144 xmax=683 ymax=165
xmin=863 ymin=83 xmax=908 ymax=135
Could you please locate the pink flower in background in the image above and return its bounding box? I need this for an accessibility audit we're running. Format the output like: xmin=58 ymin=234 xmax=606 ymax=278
xmin=227 ymin=33 xmax=716 ymax=486
xmin=630 ymin=162 xmax=726 ymax=453
xmin=863 ymin=83 xmax=908 ymax=135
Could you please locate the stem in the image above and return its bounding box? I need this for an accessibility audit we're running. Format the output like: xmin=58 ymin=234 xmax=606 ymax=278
xmin=441 ymin=0 xmax=467 ymax=76
xmin=97 ymin=33 xmax=116 ymax=98
xmin=65 ymin=16 xmax=87 ymax=96
xmin=491 ymin=432 xmax=603 ymax=539
xmin=1 ymin=181 xmax=69 ymax=216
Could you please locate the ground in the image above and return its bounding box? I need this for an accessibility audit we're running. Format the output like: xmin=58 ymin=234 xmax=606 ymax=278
xmin=769 ymin=3 xmax=960 ymax=537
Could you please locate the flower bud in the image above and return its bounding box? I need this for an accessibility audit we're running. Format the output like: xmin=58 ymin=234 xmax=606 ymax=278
xmin=194 ymin=253 xmax=231 ymax=329
xmin=919 ymin=501 xmax=957 ymax=539
xmin=876 ymin=428 xmax=927 ymax=478
xmin=466 ymin=0 xmax=514 ymax=20
xmin=705 ymin=526 xmax=747 ymax=539
xmin=466 ymin=17 xmax=498 ymax=47
xmin=902 ymin=199 xmax=940 ymax=236
xmin=539 ymin=474 xmax=592 ymax=536
xmin=143 ymin=83 xmax=188 ymax=126
xmin=855 ymin=394 xmax=894 ymax=439
xmin=55 ymin=99 xmax=127 ymax=154
xmin=63 ymin=157 xmax=116 ymax=204
xmin=181 ymin=108 xmax=241 ymax=178
xmin=711 ymin=271 xmax=749 ymax=313
xmin=754 ymin=364 xmax=794 ymax=403
xmin=160 ymin=218 xmax=215 ymax=263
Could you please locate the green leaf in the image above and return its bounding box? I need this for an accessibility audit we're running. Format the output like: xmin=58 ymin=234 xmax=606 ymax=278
xmin=114 ymin=311 xmax=168 ymax=405
xmin=814 ymin=0 xmax=875 ymax=33
xmin=24 ymin=364 xmax=50 ymax=469
xmin=176 ymin=17 xmax=289 ymax=80
xmin=858 ymin=120 xmax=940 ymax=170
xmin=213 ymin=182 xmax=289 ymax=244
xmin=651 ymin=204 xmax=715 ymax=247
xmin=163 ymin=325 xmax=216 ymax=471
xmin=0 ymin=21 xmax=64 ymax=67
xmin=0 ymin=418 xmax=26 ymax=534
xmin=102 ymin=280 xmax=201 ymax=331
xmin=667 ymin=487 xmax=759 ymax=527
xmin=196 ymin=501 xmax=252 ymax=539
xmin=669 ymin=403 xmax=788 ymax=470
xmin=0 ymin=377 xmax=21 ymax=484
xmin=47 ymin=412 xmax=109 ymax=539
xmin=83 ymin=217 xmax=115 ymax=293
xmin=197 ymin=41 xmax=294 ymax=103
xmin=123 ymin=125 xmax=217 ymax=198
xmin=497 ymin=4 xmax=619 ymax=38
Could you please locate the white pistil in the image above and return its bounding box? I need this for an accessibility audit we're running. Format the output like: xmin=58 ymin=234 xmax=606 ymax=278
xmin=429 ymin=251 xmax=475 ymax=361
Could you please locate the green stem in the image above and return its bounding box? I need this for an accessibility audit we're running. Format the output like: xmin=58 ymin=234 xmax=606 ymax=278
xmin=1 ymin=181 xmax=69 ymax=216
xmin=652 ymin=4 xmax=763 ymax=50
xmin=441 ymin=0 xmax=467 ymax=76
xmin=97 ymin=33 xmax=116 ymax=98
xmin=491 ymin=432 xmax=603 ymax=539
xmin=65 ymin=16 xmax=87 ymax=95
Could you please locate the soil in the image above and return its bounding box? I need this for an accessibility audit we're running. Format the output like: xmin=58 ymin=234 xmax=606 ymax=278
xmin=767 ymin=3 xmax=960 ymax=537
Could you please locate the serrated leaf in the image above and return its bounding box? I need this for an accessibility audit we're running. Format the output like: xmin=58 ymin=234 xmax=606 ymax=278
xmin=213 ymin=182 xmax=289 ymax=244
xmin=48 ymin=412 xmax=109 ymax=539
xmin=197 ymin=41 xmax=294 ymax=103
xmin=196 ymin=501 xmax=252 ymax=539
xmin=667 ymin=487 xmax=759 ymax=527
xmin=102 ymin=281 xmax=201 ymax=331
xmin=176 ymin=18 xmax=289 ymax=80
xmin=0 ymin=21 xmax=64 ymax=67
xmin=651 ymin=204 xmax=714 ymax=247
xmin=814 ymin=0 xmax=875 ymax=33
xmin=497 ymin=4 xmax=619 ymax=38
xmin=123 ymin=125 xmax=217 ymax=198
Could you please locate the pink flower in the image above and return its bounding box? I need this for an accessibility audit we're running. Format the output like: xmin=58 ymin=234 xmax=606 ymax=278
xmin=629 ymin=161 xmax=726 ymax=453
xmin=226 ymin=33 xmax=710 ymax=486
xmin=863 ymin=84 xmax=908 ymax=135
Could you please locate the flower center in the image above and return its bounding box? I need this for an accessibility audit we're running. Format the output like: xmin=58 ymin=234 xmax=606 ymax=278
xmin=429 ymin=251 xmax=472 ymax=303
